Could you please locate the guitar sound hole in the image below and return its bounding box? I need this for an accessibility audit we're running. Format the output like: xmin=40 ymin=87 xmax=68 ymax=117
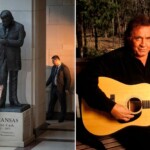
xmin=127 ymin=97 xmax=142 ymax=113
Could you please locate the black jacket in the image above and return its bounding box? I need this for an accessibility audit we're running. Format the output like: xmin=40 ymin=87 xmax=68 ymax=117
xmin=46 ymin=63 xmax=71 ymax=92
xmin=77 ymin=47 xmax=150 ymax=113
xmin=0 ymin=21 xmax=26 ymax=71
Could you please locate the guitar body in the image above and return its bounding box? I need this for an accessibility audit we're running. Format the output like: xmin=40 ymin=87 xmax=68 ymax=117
xmin=81 ymin=77 xmax=150 ymax=136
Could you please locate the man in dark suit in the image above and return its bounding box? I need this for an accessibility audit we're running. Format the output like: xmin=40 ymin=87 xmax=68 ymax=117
xmin=46 ymin=55 xmax=71 ymax=122
xmin=0 ymin=10 xmax=26 ymax=107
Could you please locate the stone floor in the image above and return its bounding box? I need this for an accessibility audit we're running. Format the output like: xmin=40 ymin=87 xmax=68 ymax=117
xmin=0 ymin=120 xmax=75 ymax=150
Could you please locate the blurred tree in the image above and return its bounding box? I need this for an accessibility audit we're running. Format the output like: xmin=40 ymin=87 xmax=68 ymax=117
xmin=89 ymin=0 xmax=118 ymax=50
xmin=76 ymin=0 xmax=150 ymax=58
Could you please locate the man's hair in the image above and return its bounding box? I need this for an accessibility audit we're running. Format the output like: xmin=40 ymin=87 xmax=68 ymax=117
xmin=0 ymin=10 xmax=14 ymax=20
xmin=124 ymin=14 xmax=150 ymax=46
xmin=51 ymin=55 xmax=60 ymax=60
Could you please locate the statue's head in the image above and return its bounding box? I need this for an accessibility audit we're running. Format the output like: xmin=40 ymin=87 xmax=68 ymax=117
xmin=0 ymin=10 xmax=14 ymax=27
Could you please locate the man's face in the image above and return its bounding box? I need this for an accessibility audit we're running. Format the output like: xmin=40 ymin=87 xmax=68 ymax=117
xmin=1 ymin=14 xmax=12 ymax=27
xmin=130 ymin=26 xmax=150 ymax=59
xmin=52 ymin=59 xmax=60 ymax=66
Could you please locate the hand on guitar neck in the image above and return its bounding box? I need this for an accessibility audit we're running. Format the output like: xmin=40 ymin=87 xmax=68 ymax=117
xmin=111 ymin=103 xmax=134 ymax=122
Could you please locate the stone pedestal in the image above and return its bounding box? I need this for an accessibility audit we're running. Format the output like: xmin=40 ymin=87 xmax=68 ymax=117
xmin=0 ymin=105 xmax=34 ymax=147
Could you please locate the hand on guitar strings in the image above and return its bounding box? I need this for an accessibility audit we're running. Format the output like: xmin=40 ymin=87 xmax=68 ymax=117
xmin=111 ymin=103 xmax=134 ymax=122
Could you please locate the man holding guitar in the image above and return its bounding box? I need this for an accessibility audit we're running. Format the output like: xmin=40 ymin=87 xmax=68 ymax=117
xmin=77 ymin=15 xmax=150 ymax=149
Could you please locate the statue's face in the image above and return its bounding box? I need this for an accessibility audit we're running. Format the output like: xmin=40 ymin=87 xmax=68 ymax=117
xmin=1 ymin=14 xmax=12 ymax=27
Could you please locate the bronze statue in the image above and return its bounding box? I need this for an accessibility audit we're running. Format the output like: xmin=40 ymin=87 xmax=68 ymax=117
xmin=0 ymin=10 xmax=26 ymax=107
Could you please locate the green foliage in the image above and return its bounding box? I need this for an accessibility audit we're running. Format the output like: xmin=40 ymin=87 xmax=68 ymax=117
xmin=92 ymin=0 xmax=118 ymax=28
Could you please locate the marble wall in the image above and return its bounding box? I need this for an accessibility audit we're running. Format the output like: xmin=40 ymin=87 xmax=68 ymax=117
xmin=46 ymin=0 xmax=75 ymax=113
xmin=32 ymin=0 xmax=46 ymax=128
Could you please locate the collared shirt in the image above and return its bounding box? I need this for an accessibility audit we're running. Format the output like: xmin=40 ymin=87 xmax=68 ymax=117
xmin=78 ymin=47 xmax=150 ymax=112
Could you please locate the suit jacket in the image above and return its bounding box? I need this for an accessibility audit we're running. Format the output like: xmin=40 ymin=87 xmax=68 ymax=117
xmin=0 ymin=21 xmax=26 ymax=71
xmin=46 ymin=63 xmax=71 ymax=92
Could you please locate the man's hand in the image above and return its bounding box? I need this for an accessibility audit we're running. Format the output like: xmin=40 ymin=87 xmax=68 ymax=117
xmin=111 ymin=103 xmax=134 ymax=122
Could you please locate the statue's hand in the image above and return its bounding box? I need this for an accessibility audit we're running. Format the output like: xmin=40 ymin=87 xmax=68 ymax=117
xmin=0 ymin=39 xmax=7 ymax=45
xmin=65 ymin=90 xmax=70 ymax=95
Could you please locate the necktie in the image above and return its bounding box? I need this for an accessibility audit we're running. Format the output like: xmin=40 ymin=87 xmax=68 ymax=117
xmin=54 ymin=67 xmax=58 ymax=77
xmin=3 ymin=27 xmax=9 ymax=38
xmin=53 ymin=67 xmax=58 ymax=85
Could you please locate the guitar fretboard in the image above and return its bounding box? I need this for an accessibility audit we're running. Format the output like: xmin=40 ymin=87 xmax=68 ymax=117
xmin=142 ymin=100 xmax=150 ymax=108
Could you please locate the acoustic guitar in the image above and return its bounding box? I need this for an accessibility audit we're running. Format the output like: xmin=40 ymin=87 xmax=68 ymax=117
xmin=81 ymin=77 xmax=150 ymax=136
